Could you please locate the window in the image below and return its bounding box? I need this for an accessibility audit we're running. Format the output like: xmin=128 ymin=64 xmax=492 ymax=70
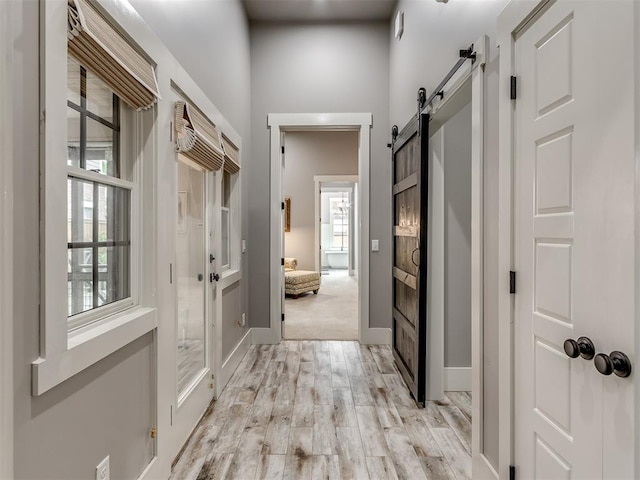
xmin=66 ymin=56 xmax=133 ymax=330
xmin=330 ymin=193 xmax=350 ymax=250
xmin=33 ymin=0 xmax=159 ymax=396
xmin=220 ymin=170 xmax=231 ymax=269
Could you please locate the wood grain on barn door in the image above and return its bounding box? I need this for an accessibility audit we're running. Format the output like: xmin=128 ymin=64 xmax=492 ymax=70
xmin=391 ymin=114 xmax=429 ymax=405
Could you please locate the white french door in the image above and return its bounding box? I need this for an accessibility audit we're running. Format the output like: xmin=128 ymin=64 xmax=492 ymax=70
xmin=514 ymin=1 xmax=635 ymax=477
xmin=168 ymin=156 xmax=217 ymax=457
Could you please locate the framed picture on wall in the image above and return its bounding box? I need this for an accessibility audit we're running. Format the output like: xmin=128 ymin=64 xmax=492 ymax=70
xmin=284 ymin=197 xmax=291 ymax=232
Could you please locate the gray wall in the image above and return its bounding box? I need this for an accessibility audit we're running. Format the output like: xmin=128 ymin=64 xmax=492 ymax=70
xmin=249 ymin=22 xmax=391 ymax=329
xmin=12 ymin=3 xmax=154 ymax=478
xmin=12 ymin=1 xmax=252 ymax=478
xmin=284 ymin=131 xmax=358 ymax=271
xmin=130 ymin=0 xmax=251 ymax=340
xmin=443 ymin=102 xmax=472 ymax=368
xmin=389 ymin=0 xmax=507 ymax=127
xmin=389 ymin=0 xmax=508 ymax=470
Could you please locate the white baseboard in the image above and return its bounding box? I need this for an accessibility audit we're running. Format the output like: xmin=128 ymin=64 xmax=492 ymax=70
xmin=218 ymin=330 xmax=251 ymax=395
xmin=360 ymin=327 xmax=391 ymax=345
xmin=472 ymin=454 xmax=499 ymax=479
xmin=251 ymin=327 xmax=280 ymax=345
xmin=444 ymin=366 xmax=472 ymax=391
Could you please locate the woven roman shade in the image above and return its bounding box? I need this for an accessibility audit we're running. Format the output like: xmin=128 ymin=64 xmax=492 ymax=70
xmin=221 ymin=134 xmax=241 ymax=174
xmin=67 ymin=0 xmax=160 ymax=110
xmin=175 ymin=101 xmax=225 ymax=171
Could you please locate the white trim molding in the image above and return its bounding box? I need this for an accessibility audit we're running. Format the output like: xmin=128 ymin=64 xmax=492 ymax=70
xmin=218 ymin=329 xmax=251 ymax=397
xmin=497 ymin=3 xmax=551 ymax=478
xmin=0 ymin=0 xmax=13 ymax=476
xmin=267 ymin=113 xmax=375 ymax=345
xmin=444 ymin=367 xmax=472 ymax=392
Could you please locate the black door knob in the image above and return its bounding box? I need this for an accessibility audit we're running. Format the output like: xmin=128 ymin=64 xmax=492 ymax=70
xmin=197 ymin=273 xmax=204 ymax=282
xmin=563 ymin=337 xmax=595 ymax=360
xmin=594 ymin=351 xmax=632 ymax=378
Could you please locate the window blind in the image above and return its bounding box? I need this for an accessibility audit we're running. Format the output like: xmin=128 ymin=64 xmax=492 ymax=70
xmin=175 ymin=101 xmax=225 ymax=171
xmin=221 ymin=134 xmax=241 ymax=174
xmin=67 ymin=0 xmax=160 ymax=111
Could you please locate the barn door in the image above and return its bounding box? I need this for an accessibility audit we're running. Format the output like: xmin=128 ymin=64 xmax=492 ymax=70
xmin=392 ymin=114 xmax=429 ymax=405
xmin=513 ymin=0 xmax=635 ymax=477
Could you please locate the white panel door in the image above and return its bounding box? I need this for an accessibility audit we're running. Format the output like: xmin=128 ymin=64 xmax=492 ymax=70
xmin=514 ymin=1 xmax=635 ymax=478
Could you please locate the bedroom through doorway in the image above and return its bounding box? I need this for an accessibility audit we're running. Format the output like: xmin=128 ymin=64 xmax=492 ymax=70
xmin=282 ymin=131 xmax=359 ymax=340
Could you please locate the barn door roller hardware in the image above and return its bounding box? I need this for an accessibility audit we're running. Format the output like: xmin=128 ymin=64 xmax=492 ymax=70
xmin=417 ymin=43 xmax=478 ymax=115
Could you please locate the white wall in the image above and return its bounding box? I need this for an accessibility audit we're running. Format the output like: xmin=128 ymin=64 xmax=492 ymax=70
xmin=284 ymin=131 xmax=358 ymax=271
xmin=250 ymin=22 xmax=391 ymax=329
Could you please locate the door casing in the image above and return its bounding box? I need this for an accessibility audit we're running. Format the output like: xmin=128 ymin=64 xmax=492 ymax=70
xmin=264 ymin=113 xmax=384 ymax=345
xmin=0 ymin=0 xmax=13 ymax=477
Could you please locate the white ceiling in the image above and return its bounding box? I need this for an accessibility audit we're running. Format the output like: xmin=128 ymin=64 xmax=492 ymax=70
xmin=242 ymin=0 xmax=398 ymax=23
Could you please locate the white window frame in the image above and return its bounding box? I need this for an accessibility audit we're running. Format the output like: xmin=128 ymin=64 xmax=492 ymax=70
xmin=220 ymin=167 xmax=241 ymax=278
xmin=32 ymin=0 xmax=156 ymax=396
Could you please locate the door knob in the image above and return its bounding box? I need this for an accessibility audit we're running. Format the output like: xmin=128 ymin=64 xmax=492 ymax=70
xmin=210 ymin=272 xmax=220 ymax=283
xmin=594 ymin=351 xmax=632 ymax=378
xmin=563 ymin=337 xmax=595 ymax=360
xmin=197 ymin=273 xmax=204 ymax=282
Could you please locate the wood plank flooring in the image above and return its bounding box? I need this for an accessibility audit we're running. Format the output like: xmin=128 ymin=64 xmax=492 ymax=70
xmin=170 ymin=341 xmax=471 ymax=480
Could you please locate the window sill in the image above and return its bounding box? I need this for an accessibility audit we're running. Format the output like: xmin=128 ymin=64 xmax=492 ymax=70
xmin=219 ymin=269 xmax=241 ymax=289
xmin=32 ymin=306 xmax=157 ymax=396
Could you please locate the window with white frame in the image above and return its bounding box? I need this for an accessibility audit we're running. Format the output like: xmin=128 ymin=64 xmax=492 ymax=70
xmin=220 ymin=134 xmax=241 ymax=273
xmin=33 ymin=0 xmax=161 ymax=395
xmin=220 ymin=170 xmax=232 ymax=270
xmin=329 ymin=192 xmax=350 ymax=250
xmin=66 ymin=56 xmax=134 ymax=330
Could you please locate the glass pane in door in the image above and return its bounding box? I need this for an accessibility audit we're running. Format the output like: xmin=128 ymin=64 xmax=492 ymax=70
xmin=177 ymin=159 xmax=206 ymax=396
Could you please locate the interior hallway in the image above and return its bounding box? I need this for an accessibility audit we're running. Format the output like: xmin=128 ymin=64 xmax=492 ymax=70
xmin=285 ymin=271 xmax=358 ymax=341
xmin=171 ymin=340 xmax=471 ymax=479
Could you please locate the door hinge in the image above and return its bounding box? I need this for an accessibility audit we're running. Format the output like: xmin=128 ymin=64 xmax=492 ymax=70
xmin=281 ymin=201 xmax=285 ymax=210
xmin=281 ymin=257 xmax=285 ymax=266
xmin=150 ymin=427 xmax=157 ymax=439
xmin=281 ymin=146 xmax=285 ymax=154
xmin=281 ymin=313 xmax=285 ymax=322
xmin=509 ymin=465 xmax=516 ymax=480
xmin=510 ymin=76 xmax=517 ymax=100
xmin=510 ymin=271 xmax=516 ymax=294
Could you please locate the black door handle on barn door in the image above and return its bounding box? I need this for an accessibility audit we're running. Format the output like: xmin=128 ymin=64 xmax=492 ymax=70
xmin=594 ymin=351 xmax=632 ymax=378
xmin=563 ymin=336 xmax=595 ymax=360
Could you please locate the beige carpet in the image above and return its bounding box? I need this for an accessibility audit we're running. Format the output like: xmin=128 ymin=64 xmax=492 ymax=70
xmin=284 ymin=269 xmax=358 ymax=340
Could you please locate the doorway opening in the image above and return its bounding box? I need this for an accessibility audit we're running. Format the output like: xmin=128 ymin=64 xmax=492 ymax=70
xmin=281 ymin=131 xmax=359 ymax=340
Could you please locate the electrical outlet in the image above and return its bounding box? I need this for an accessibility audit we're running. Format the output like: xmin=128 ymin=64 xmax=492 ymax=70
xmin=96 ymin=456 xmax=110 ymax=480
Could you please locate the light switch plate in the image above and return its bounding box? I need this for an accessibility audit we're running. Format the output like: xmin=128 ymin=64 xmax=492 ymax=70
xmin=394 ymin=11 xmax=404 ymax=39
xmin=372 ymin=239 xmax=379 ymax=252
xmin=96 ymin=456 xmax=110 ymax=480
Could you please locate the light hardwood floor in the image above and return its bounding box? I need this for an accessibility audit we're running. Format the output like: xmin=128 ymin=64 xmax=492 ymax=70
xmin=170 ymin=341 xmax=471 ymax=480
